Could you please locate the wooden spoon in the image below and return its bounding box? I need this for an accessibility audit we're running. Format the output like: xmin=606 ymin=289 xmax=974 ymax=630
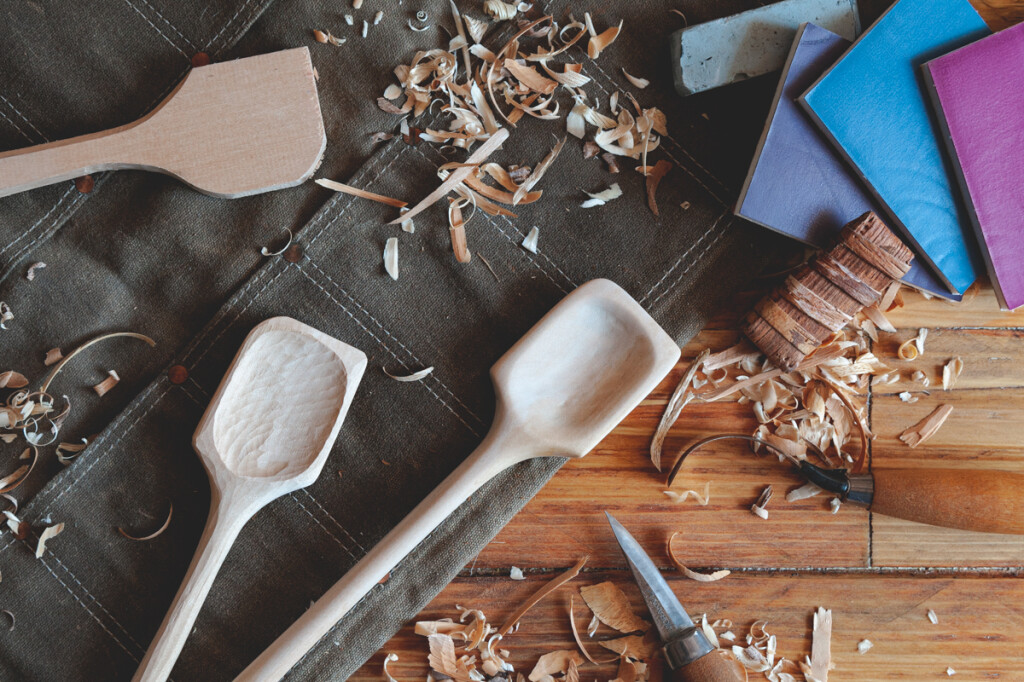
xmin=133 ymin=317 xmax=366 ymax=682
xmin=0 ymin=48 xmax=325 ymax=199
xmin=236 ymin=279 xmax=681 ymax=681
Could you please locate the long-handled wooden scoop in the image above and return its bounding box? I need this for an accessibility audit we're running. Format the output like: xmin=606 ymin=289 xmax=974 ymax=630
xmin=236 ymin=279 xmax=682 ymax=681
xmin=133 ymin=317 xmax=366 ymax=682
xmin=0 ymin=48 xmax=325 ymax=199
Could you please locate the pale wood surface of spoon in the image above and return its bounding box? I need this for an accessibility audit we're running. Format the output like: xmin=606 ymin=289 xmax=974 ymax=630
xmin=132 ymin=317 xmax=366 ymax=682
xmin=236 ymin=279 xmax=681 ymax=681
xmin=0 ymin=48 xmax=325 ymax=199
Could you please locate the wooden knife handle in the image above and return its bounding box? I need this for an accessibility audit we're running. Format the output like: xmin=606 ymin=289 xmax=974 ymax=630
xmin=672 ymin=650 xmax=747 ymax=682
xmin=871 ymin=468 xmax=1024 ymax=534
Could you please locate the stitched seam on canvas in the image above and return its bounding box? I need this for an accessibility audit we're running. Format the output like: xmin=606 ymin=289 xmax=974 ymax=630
xmin=120 ymin=0 xmax=190 ymax=58
xmin=296 ymin=263 xmax=482 ymax=438
xmin=177 ymin=379 xmax=207 ymax=408
xmin=0 ymin=108 xmax=36 ymax=144
xmin=580 ymin=64 xmax=731 ymax=206
xmin=298 ymin=488 xmax=367 ymax=553
xmin=648 ymin=215 xmax=731 ymax=308
xmin=216 ymin=0 xmax=270 ymax=57
xmin=132 ymin=0 xmax=197 ymax=49
xmin=0 ymin=190 xmax=89 ymax=279
xmin=205 ymin=0 xmax=259 ymax=53
xmin=638 ymin=210 xmax=726 ymax=305
xmin=46 ymin=551 xmax=146 ymax=651
xmin=0 ymin=186 xmax=76 ymax=259
xmin=36 ymin=555 xmax=140 ymax=662
xmin=0 ymin=93 xmax=47 ymax=142
xmin=289 ymin=493 xmax=361 ymax=562
xmin=304 ymin=258 xmax=485 ymax=427
xmin=411 ymin=145 xmax=575 ymax=293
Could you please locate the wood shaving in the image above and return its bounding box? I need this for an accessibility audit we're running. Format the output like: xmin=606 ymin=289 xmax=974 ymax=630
xmin=382 ymin=653 xmax=399 ymax=682
xmin=899 ymin=405 xmax=953 ymax=448
xmin=928 ymin=608 xmax=939 ymax=624
xmin=447 ymin=197 xmax=473 ymax=263
xmin=384 ymin=238 xmax=399 ymax=280
xmin=0 ymin=302 xmax=13 ymax=330
xmin=602 ymin=153 xmax=621 ymax=173
xmin=25 ymin=262 xmax=46 ymax=281
xmin=751 ymin=485 xmax=772 ymax=520
xmin=651 ymin=349 xmax=707 ymax=471
xmin=345 ymin=14 xmax=354 ymax=25
xmin=484 ymin=0 xmax=517 ymax=21
xmin=313 ymin=29 xmax=346 ymax=46
xmin=373 ymin=10 xmax=383 ymax=25
xmin=510 ymin=566 xmax=525 ymax=580
xmin=786 ymin=482 xmax=823 ymax=502
xmin=428 ymin=634 xmax=474 ymax=682
xmin=384 ymin=366 xmax=434 ymax=382
xmin=585 ymin=14 xmax=623 ymax=59
xmin=942 ymin=357 xmax=963 ymax=391
xmin=830 ymin=497 xmax=841 ymax=514
xmin=644 ymin=160 xmax=671 ymax=215
xmin=898 ymin=328 xmax=928 ymax=360
xmin=92 ymin=370 xmax=120 ymax=397
xmin=808 ymin=607 xmax=832 ymax=682
xmin=857 ymin=639 xmax=873 ymax=654
xmin=499 ymin=556 xmax=587 ymax=635
xmin=580 ymin=183 xmax=622 ymax=208
xmin=43 ymin=348 xmax=63 ymax=367
xmin=118 ymin=503 xmax=173 ymax=541
xmin=362 ymin=20 xmax=368 ymax=38
xmin=0 ymin=447 xmax=37 ymax=494
xmin=35 ymin=522 xmax=65 ymax=558
xmin=56 ymin=438 xmax=89 ymax=466
xmin=514 ymin=137 xmax=566 ymax=206
xmin=734 ymin=645 xmax=770 ymax=672
xmin=528 ymin=650 xmax=582 ymax=681
xmin=899 ymin=392 xmax=918 ymax=403
xmin=564 ymin=657 xmax=579 ymax=682
xmin=0 ymin=372 xmax=28 ymax=389
xmin=667 ymin=532 xmax=731 ymax=581
xmin=663 ymin=481 xmax=710 ymax=505
xmin=947 ymin=667 xmax=956 ymax=676
xmin=260 ymin=228 xmax=293 ymax=257
xmin=568 ymin=595 xmax=619 ymax=665
xmin=522 ymin=226 xmax=539 ymax=254
xmin=352 ymin=0 xmax=362 ymax=8
xmin=579 ymin=582 xmax=649 ymax=634
xmin=912 ymin=369 xmax=930 ymax=387
xmin=315 ymin=178 xmax=408 ymax=208
xmin=598 ymin=632 xmax=658 ymax=660
xmin=621 ymin=68 xmax=649 ymax=89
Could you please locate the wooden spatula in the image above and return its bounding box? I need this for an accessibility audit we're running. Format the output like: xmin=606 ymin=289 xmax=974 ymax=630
xmin=133 ymin=317 xmax=366 ymax=682
xmin=236 ymin=279 xmax=682 ymax=681
xmin=0 ymin=48 xmax=325 ymax=199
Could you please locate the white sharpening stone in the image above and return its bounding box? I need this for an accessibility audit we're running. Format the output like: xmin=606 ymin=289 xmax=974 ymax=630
xmin=671 ymin=0 xmax=860 ymax=96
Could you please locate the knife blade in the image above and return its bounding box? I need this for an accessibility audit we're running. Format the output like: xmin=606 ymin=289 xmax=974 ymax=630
xmin=605 ymin=512 xmax=745 ymax=682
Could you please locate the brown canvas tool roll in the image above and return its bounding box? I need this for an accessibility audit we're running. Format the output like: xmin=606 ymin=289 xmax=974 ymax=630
xmin=0 ymin=0 xmax=839 ymax=679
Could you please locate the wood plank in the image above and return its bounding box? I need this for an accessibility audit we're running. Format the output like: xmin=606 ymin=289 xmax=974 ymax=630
xmin=887 ymin=286 xmax=1024 ymax=329
xmin=354 ymin=573 xmax=1024 ymax=681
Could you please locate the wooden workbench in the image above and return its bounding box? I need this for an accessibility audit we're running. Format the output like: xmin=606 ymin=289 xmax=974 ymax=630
xmin=354 ymin=4 xmax=1024 ymax=679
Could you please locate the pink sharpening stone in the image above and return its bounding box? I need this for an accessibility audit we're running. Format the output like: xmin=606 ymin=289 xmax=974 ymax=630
xmin=924 ymin=23 xmax=1024 ymax=310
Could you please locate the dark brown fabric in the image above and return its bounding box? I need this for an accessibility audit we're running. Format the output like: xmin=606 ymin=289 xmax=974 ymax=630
xmin=0 ymin=0 xmax=826 ymax=679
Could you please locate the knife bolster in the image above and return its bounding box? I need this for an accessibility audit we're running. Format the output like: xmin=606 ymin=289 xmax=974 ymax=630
xmin=846 ymin=473 xmax=874 ymax=505
xmin=664 ymin=627 xmax=715 ymax=670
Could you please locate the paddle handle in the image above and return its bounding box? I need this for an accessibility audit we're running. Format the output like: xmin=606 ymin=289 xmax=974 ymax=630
xmin=866 ymin=468 xmax=1024 ymax=535
xmin=236 ymin=422 xmax=523 ymax=682
xmin=0 ymin=124 xmax=143 ymax=198
xmin=674 ymin=651 xmax=747 ymax=682
xmin=133 ymin=492 xmax=251 ymax=682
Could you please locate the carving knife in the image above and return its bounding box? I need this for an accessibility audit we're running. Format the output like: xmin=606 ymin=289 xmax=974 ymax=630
xmin=605 ymin=513 xmax=745 ymax=682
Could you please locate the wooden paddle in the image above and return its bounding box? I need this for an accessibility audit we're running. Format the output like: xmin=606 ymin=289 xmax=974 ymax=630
xmin=235 ymin=279 xmax=682 ymax=681
xmin=0 ymin=48 xmax=325 ymax=199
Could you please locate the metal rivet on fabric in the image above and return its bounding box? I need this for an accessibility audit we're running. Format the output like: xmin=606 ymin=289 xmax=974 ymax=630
xmin=168 ymin=365 xmax=189 ymax=385
xmin=282 ymin=244 xmax=304 ymax=263
xmin=191 ymin=52 xmax=211 ymax=68
xmin=74 ymin=175 xmax=95 ymax=193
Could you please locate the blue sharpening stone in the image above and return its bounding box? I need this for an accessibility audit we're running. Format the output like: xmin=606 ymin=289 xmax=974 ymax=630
xmin=736 ymin=23 xmax=955 ymax=299
xmin=799 ymin=0 xmax=989 ymax=295
xmin=671 ymin=0 xmax=859 ymax=97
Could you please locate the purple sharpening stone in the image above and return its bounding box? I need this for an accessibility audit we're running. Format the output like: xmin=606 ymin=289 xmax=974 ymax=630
xmin=736 ymin=23 xmax=954 ymax=298
xmin=924 ymin=23 xmax=1024 ymax=311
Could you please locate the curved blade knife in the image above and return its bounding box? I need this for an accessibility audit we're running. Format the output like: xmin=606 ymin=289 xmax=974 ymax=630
xmin=605 ymin=512 xmax=745 ymax=682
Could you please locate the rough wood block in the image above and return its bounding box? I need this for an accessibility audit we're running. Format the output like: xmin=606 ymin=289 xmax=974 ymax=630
xmin=741 ymin=311 xmax=807 ymax=369
xmin=843 ymin=211 xmax=914 ymax=278
xmin=754 ymin=291 xmax=832 ymax=353
xmin=356 ymin=574 xmax=1024 ymax=682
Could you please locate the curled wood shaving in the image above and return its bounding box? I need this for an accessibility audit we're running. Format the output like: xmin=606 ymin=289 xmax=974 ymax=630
xmin=509 ymin=566 xmax=525 ymax=580
xmin=899 ymin=392 xmax=917 ymax=403
xmin=0 ymin=372 xmax=28 ymax=389
xmin=44 ymin=348 xmax=63 ymax=367
xmin=898 ymin=328 xmax=928 ymax=360
xmin=261 ymin=228 xmax=293 ymax=257
xmin=644 ymin=160 xmax=672 ymax=215
xmin=0 ymin=447 xmax=37 ymax=494
xmin=808 ymin=607 xmax=832 ymax=682
xmin=384 ymin=366 xmax=434 ymax=382
xmin=313 ymin=29 xmax=346 ymax=46
xmin=522 ymin=226 xmax=539 ymax=254
xmin=383 ymin=238 xmax=399 ymax=280
xmin=663 ymin=481 xmax=710 ymax=505
xmin=650 ymin=349 xmax=708 ymax=471
xmin=383 ymin=653 xmax=400 ymax=682
xmin=528 ymin=650 xmax=582 ymax=681
xmin=568 ymin=596 xmax=619 ymax=665
xmin=499 ymin=556 xmax=587 ymax=635
xmin=734 ymin=645 xmax=770 ymax=672
xmin=621 ymin=68 xmax=649 ymax=89
xmin=899 ymin=404 xmax=953 ymax=448
xmin=580 ymin=183 xmax=622 ymax=208
xmin=830 ymin=497 xmax=841 ymax=514
xmin=118 ymin=503 xmax=173 ymax=541
xmin=786 ymin=482 xmax=823 ymax=502
xmin=35 ymin=522 xmax=65 ymax=558
xmin=513 ymin=137 xmax=565 ymax=206
xmin=315 ymin=178 xmax=408 ymax=208
xmin=598 ymin=632 xmax=659 ymax=660
xmin=56 ymin=438 xmax=89 ymax=466
xmin=448 ymin=197 xmax=473 ymax=263
xmin=25 ymin=262 xmax=46 ymax=281
xmin=927 ymin=608 xmax=939 ymax=624
xmin=751 ymin=485 xmax=772 ymax=520
xmin=428 ymin=634 xmax=474 ymax=682
xmin=585 ymin=14 xmax=623 ymax=59
xmin=942 ymin=357 xmax=963 ymax=391
xmin=579 ymin=582 xmax=648 ymax=634
xmin=92 ymin=370 xmax=120 ymax=397
xmin=667 ymin=532 xmax=730 ymax=581
xmin=484 ymin=0 xmax=517 ymax=21
xmin=41 ymin=332 xmax=155 ymax=395
xmin=0 ymin=302 xmax=12 ymax=330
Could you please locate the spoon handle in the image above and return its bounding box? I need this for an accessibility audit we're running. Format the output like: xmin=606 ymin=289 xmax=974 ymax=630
xmin=0 ymin=124 xmax=141 ymax=198
xmin=236 ymin=423 xmax=525 ymax=681
xmin=134 ymin=495 xmax=249 ymax=682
